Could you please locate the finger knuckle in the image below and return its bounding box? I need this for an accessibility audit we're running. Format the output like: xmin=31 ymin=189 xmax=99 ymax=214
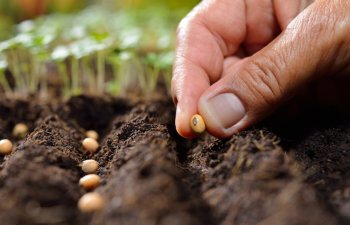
xmin=176 ymin=7 xmax=204 ymax=39
xmin=241 ymin=57 xmax=283 ymax=105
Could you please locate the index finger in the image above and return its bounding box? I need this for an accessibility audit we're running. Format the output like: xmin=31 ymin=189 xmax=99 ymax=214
xmin=172 ymin=0 xmax=246 ymax=138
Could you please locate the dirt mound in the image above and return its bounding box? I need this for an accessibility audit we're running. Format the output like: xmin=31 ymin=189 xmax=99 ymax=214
xmin=0 ymin=96 xmax=349 ymax=225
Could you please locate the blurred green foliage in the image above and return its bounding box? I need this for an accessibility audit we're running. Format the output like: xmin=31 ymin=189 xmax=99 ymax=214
xmin=0 ymin=1 xmax=200 ymax=98
xmin=0 ymin=0 xmax=199 ymax=41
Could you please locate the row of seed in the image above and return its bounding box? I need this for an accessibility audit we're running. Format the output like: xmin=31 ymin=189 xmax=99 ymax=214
xmin=78 ymin=130 xmax=105 ymax=213
xmin=0 ymin=115 xmax=207 ymax=213
xmin=1 ymin=114 xmax=205 ymax=155
xmin=0 ymin=124 xmax=105 ymax=213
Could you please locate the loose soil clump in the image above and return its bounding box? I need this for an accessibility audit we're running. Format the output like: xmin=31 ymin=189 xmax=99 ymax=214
xmin=0 ymin=95 xmax=349 ymax=225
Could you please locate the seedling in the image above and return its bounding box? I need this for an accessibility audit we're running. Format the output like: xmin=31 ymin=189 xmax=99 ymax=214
xmin=12 ymin=123 xmax=28 ymax=138
xmin=0 ymin=5 xmax=185 ymax=98
xmin=190 ymin=114 xmax=206 ymax=134
xmin=78 ymin=192 xmax=105 ymax=213
xmin=0 ymin=139 xmax=13 ymax=154
xmin=79 ymin=174 xmax=101 ymax=190
xmin=85 ymin=130 xmax=99 ymax=140
xmin=82 ymin=138 xmax=99 ymax=153
xmin=80 ymin=159 xmax=99 ymax=174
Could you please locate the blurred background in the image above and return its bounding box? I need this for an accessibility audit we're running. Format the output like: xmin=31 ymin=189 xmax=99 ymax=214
xmin=0 ymin=0 xmax=201 ymax=97
xmin=0 ymin=0 xmax=200 ymax=40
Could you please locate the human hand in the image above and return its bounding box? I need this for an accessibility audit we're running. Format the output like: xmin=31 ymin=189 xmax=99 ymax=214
xmin=172 ymin=0 xmax=350 ymax=138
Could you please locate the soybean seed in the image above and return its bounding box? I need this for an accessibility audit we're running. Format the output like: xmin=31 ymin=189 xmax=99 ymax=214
xmin=0 ymin=139 xmax=13 ymax=155
xmin=86 ymin=130 xmax=99 ymax=140
xmin=82 ymin=138 xmax=99 ymax=153
xmin=13 ymin=123 xmax=28 ymax=138
xmin=190 ymin=114 xmax=206 ymax=134
xmin=81 ymin=159 xmax=99 ymax=174
xmin=78 ymin=192 xmax=104 ymax=212
xmin=79 ymin=174 xmax=101 ymax=190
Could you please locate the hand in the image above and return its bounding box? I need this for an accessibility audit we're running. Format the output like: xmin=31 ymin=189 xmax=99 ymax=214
xmin=172 ymin=0 xmax=350 ymax=138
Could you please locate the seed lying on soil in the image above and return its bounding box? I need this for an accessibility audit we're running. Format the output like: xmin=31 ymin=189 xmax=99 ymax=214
xmin=82 ymin=138 xmax=99 ymax=153
xmin=81 ymin=159 xmax=99 ymax=174
xmin=78 ymin=192 xmax=105 ymax=212
xmin=190 ymin=114 xmax=206 ymax=134
xmin=0 ymin=139 xmax=13 ymax=155
xmin=79 ymin=174 xmax=101 ymax=190
xmin=85 ymin=130 xmax=99 ymax=140
xmin=13 ymin=123 xmax=28 ymax=138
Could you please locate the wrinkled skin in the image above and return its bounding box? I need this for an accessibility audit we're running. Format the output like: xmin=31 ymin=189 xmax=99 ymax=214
xmin=172 ymin=0 xmax=350 ymax=138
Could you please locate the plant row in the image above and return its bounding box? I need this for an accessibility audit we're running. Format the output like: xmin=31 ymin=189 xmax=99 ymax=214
xmin=0 ymin=5 xmax=183 ymax=98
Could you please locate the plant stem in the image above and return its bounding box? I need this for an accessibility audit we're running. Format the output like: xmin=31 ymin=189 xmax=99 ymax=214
xmin=112 ymin=63 xmax=121 ymax=95
xmin=0 ymin=71 xmax=12 ymax=97
xmin=9 ymin=50 xmax=26 ymax=96
xmin=97 ymin=51 xmax=105 ymax=94
xmin=39 ymin=63 xmax=48 ymax=100
xmin=163 ymin=71 xmax=172 ymax=95
xmin=58 ymin=62 xmax=70 ymax=98
xmin=82 ymin=57 xmax=95 ymax=94
xmin=24 ymin=51 xmax=37 ymax=94
xmin=150 ymin=66 xmax=160 ymax=92
xmin=134 ymin=57 xmax=146 ymax=92
xmin=71 ymin=58 xmax=81 ymax=95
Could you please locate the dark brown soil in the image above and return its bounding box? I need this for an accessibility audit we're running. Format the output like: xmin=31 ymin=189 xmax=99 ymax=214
xmin=0 ymin=95 xmax=349 ymax=225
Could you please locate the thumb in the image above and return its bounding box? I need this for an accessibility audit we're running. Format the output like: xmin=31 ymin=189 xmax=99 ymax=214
xmin=198 ymin=1 xmax=350 ymax=138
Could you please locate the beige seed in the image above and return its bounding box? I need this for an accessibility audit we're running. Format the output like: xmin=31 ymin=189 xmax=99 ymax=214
xmin=190 ymin=114 xmax=206 ymax=134
xmin=0 ymin=139 xmax=13 ymax=155
xmin=85 ymin=130 xmax=99 ymax=140
xmin=81 ymin=159 xmax=99 ymax=174
xmin=13 ymin=123 xmax=28 ymax=138
xmin=79 ymin=174 xmax=101 ymax=190
xmin=78 ymin=192 xmax=104 ymax=212
xmin=82 ymin=138 xmax=99 ymax=153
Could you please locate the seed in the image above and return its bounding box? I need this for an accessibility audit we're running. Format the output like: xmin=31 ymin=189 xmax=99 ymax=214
xmin=81 ymin=159 xmax=99 ymax=174
xmin=13 ymin=123 xmax=28 ymax=138
xmin=79 ymin=174 xmax=101 ymax=190
xmin=85 ymin=130 xmax=99 ymax=140
xmin=0 ymin=139 xmax=13 ymax=155
xmin=78 ymin=192 xmax=104 ymax=212
xmin=190 ymin=114 xmax=206 ymax=134
xmin=82 ymin=138 xmax=99 ymax=153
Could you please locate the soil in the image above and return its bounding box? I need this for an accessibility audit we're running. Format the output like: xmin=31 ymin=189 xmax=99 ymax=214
xmin=0 ymin=94 xmax=349 ymax=225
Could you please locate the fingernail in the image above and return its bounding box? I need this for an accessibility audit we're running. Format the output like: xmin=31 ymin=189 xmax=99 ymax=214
xmin=201 ymin=93 xmax=245 ymax=129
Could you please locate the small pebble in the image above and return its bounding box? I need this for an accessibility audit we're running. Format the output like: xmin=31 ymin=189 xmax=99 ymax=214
xmin=81 ymin=159 xmax=99 ymax=174
xmin=86 ymin=130 xmax=99 ymax=140
xmin=78 ymin=192 xmax=104 ymax=212
xmin=0 ymin=139 xmax=13 ymax=155
xmin=190 ymin=114 xmax=206 ymax=134
xmin=13 ymin=123 xmax=28 ymax=138
xmin=79 ymin=174 xmax=101 ymax=190
xmin=82 ymin=138 xmax=99 ymax=153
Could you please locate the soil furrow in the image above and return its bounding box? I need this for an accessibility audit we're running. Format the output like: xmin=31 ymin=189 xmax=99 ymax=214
xmin=0 ymin=114 xmax=87 ymax=225
xmin=88 ymin=100 xmax=215 ymax=225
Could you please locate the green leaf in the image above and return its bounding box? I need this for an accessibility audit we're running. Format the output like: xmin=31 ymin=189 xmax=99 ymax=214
xmin=51 ymin=46 xmax=70 ymax=61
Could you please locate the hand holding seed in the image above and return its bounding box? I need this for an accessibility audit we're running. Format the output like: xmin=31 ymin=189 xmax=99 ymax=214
xmin=172 ymin=0 xmax=350 ymax=138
